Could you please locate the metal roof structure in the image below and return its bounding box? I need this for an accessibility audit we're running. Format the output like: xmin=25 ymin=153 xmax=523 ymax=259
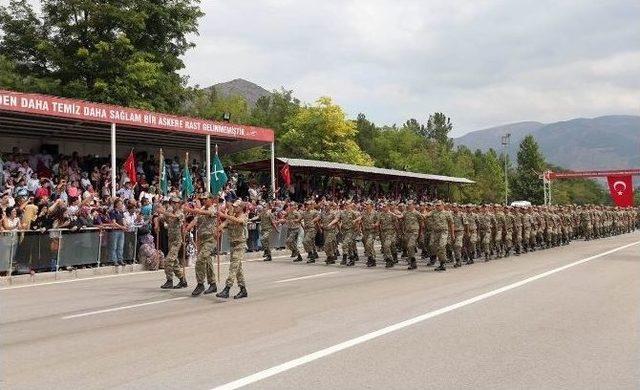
xmin=233 ymin=157 xmax=475 ymax=185
xmin=0 ymin=89 xmax=274 ymax=153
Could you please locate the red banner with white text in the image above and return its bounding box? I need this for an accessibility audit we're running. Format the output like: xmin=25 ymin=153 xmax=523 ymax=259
xmin=606 ymin=175 xmax=634 ymax=207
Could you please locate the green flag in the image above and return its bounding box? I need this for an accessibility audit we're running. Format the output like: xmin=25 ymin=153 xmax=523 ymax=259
xmin=181 ymin=163 xmax=194 ymax=199
xmin=211 ymin=153 xmax=228 ymax=195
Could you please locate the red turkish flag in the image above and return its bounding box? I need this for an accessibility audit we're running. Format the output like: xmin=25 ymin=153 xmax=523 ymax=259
xmin=280 ymin=163 xmax=291 ymax=187
xmin=123 ymin=151 xmax=137 ymax=185
xmin=606 ymin=175 xmax=633 ymax=207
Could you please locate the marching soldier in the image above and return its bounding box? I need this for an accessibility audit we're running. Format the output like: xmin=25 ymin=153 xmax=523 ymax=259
xmin=403 ymin=201 xmax=423 ymax=270
xmin=360 ymin=201 xmax=379 ymax=267
xmin=302 ymin=201 xmax=321 ymax=263
xmin=159 ymin=196 xmax=188 ymax=289
xmin=322 ymin=202 xmax=340 ymax=265
xmin=285 ymin=202 xmax=304 ymax=262
xmin=259 ymin=202 xmax=278 ymax=261
xmin=183 ymin=193 xmax=218 ymax=296
xmin=216 ymin=200 xmax=248 ymax=299
xmin=430 ymin=201 xmax=455 ymax=272
xmin=451 ymin=204 xmax=466 ymax=267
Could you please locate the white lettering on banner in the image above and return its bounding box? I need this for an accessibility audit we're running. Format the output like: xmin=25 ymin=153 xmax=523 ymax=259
xmin=143 ymin=114 xmax=157 ymax=125
xmin=83 ymin=106 xmax=107 ymax=119
xmin=51 ymin=101 xmax=79 ymax=115
xmin=0 ymin=95 xmax=17 ymax=107
xmin=109 ymin=110 xmax=142 ymax=123
xmin=184 ymin=121 xmax=201 ymax=130
xmin=22 ymin=97 xmax=50 ymax=111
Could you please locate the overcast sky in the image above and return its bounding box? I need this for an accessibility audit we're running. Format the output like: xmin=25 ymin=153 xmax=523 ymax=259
xmin=183 ymin=0 xmax=639 ymax=136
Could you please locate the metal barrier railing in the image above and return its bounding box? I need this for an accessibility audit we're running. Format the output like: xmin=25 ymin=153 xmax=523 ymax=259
xmin=1 ymin=223 xmax=313 ymax=277
xmin=0 ymin=227 xmax=139 ymax=277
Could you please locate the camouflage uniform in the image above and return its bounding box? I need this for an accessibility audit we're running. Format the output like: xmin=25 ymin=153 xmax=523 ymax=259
xmin=225 ymin=216 xmax=246 ymax=288
xmin=302 ymin=206 xmax=319 ymax=258
xmin=430 ymin=208 xmax=453 ymax=269
xmin=451 ymin=209 xmax=465 ymax=265
xmin=340 ymin=207 xmax=358 ymax=263
xmin=195 ymin=206 xmax=217 ymax=284
xmin=164 ymin=207 xmax=185 ymax=280
xmin=361 ymin=208 xmax=379 ymax=262
xmin=286 ymin=207 xmax=302 ymax=258
xmin=379 ymin=209 xmax=397 ymax=264
xmin=259 ymin=208 xmax=275 ymax=257
xmin=403 ymin=208 xmax=422 ymax=260
xmin=322 ymin=206 xmax=339 ymax=264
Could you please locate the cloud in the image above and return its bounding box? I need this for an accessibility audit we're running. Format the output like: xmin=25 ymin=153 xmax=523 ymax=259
xmin=182 ymin=0 xmax=640 ymax=135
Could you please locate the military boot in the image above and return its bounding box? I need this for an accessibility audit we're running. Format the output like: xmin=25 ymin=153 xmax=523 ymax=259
xmin=264 ymin=253 xmax=272 ymax=262
xmin=313 ymin=250 xmax=319 ymax=259
xmin=233 ymin=286 xmax=248 ymax=299
xmin=307 ymin=255 xmax=316 ymax=263
xmin=216 ymin=286 xmax=230 ymax=298
xmin=173 ymin=278 xmax=188 ymax=289
xmin=453 ymin=261 xmax=461 ymax=268
xmin=191 ymin=283 xmax=205 ymax=296
xmin=366 ymin=257 xmax=376 ymax=267
xmin=435 ymin=263 xmax=446 ymax=272
xmin=160 ymin=279 xmax=173 ymax=289
xmin=392 ymin=251 xmax=399 ymax=264
xmin=385 ymin=258 xmax=394 ymax=268
xmin=340 ymin=254 xmax=348 ymax=265
xmin=203 ymin=283 xmax=217 ymax=294
xmin=294 ymin=253 xmax=303 ymax=262
xmin=407 ymin=257 xmax=417 ymax=270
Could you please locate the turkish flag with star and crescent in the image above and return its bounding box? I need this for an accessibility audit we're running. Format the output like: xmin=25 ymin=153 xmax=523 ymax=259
xmin=606 ymin=175 xmax=633 ymax=207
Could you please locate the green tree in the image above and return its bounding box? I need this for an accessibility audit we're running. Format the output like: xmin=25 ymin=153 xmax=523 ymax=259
xmin=279 ymin=97 xmax=372 ymax=165
xmin=0 ymin=0 xmax=203 ymax=112
xmin=512 ymin=135 xmax=546 ymax=204
xmin=354 ymin=113 xmax=379 ymax=154
xmin=424 ymin=112 xmax=454 ymax=150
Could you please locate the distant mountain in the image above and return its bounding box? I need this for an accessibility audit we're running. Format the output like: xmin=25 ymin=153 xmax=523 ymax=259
xmin=455 ymin=115 xmax=640 ymax=170
xmin=206 ymin=78 xmax=271 ymax=108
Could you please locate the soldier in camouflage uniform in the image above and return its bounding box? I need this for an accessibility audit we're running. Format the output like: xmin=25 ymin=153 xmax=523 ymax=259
xmin=302 ymin=201 xmax=321 ymax=263
xmin=493 ymin=204 xmax=505 ymax=258
xmin=464 ymin=205 xmax=478 ymax=264
xmin=379 ymin=203 xmax=400 ymax=268
xmin=285 ymin=202 xmax=303 ymax=262
xmin=430 ymin=201 xmax=454 ymax=271
xmin=403 ymin=201 xmax=423 ymax=270
xmin=503 ymin=206 xmax=514 ymax=257
xmin=360 ymin=201 xmax=379 ymax=267
xmin=477 ymin=205 xmax=493 ymax=261
xmin=183 ymin=193 xmax=218 ymax=296
xmin=216 ymin=200 xmax=248 ymax=299
xmin=340 ymin=202 xmax=359 ymax=266
xmin=321 ymin=202 xmax=340 ymax=265
xmin=450 ymin=204 xmax=465 ymax=267
xmin=159 ymin=196 xmax=187 ymax=289
xmin=259 ymin=202 xmax=277 ymax=261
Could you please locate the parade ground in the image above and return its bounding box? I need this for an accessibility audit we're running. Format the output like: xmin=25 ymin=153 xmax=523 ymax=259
xmin=2 ymin=232 xmax=639 ymax=390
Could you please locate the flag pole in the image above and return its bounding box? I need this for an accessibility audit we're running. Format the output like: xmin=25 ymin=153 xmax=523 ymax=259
xmin=216 ymin=143 xmax=221 ymax=284
xmin=182 ymin=151 xmax=189 ymax=277
xmin=157 ymin=149 xmax=162 ymax=254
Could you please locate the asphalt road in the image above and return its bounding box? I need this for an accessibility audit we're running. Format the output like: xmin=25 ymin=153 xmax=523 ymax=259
xmin=1 ymin=232 xmax=639 ymax=390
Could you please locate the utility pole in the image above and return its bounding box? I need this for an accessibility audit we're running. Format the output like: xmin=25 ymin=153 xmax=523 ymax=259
xmin=501 ymin=133 xmax=511 ymax=205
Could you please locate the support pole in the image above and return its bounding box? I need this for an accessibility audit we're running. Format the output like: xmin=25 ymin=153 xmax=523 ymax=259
xmin=110 ymin=123 xmax=117 ymax=198
xmin=270 ymin=142 xmax=276 ymax=199
xmin=206 ymin=135 xmax=211 ymax=194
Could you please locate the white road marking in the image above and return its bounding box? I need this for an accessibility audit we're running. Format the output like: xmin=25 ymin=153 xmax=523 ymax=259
xmin=61 ymin=297 xmax=189 ymax=319
xmin=211 ymin=240 xmax=640 ymax=390
xmin=274 ymin=271 xmax=340 ymax=284
xmin=0 ymin=256 xmax=288 ymax=291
